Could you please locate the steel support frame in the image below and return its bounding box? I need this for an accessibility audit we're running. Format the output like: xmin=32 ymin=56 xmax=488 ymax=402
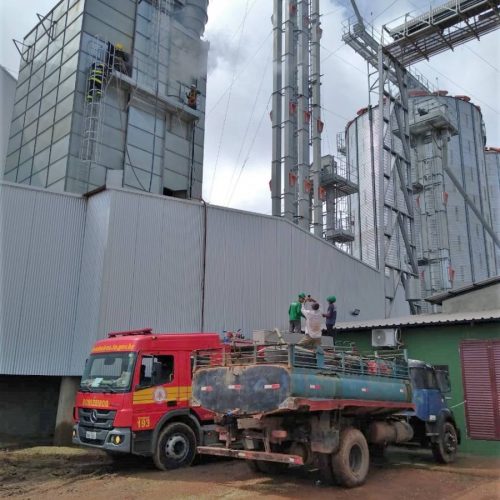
xmin=377 ymin=46 xmax=420 ymax=316
xmin=384 ymin=0 xmax=500 ymax=65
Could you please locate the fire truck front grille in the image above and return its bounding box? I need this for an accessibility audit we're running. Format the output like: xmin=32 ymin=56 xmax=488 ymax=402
xmin=79 ymin=408 xmax=117 ymax=429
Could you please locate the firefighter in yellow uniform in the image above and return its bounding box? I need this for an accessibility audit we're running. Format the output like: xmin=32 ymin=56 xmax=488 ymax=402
xmin=186 ymin=85 xmax=201 ymax=109
xmin=86 ymin=62 xmax=108 ymax=102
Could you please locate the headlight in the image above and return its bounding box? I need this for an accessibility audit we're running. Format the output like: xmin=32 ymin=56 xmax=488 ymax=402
xmin=112 ymin=435 xmax=123 ymax=445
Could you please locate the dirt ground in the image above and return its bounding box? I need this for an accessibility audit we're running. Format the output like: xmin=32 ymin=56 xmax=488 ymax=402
xmin=0 ymin=446 xmax=498 ymax=500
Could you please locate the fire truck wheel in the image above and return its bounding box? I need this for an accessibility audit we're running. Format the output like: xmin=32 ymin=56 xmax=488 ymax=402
xmin=331 ymin=428 xmax=370 ymax=488
xmin=431 ymin=421 xmax=458 ymax=464
xmin=153 ymin=422 xmax=197 ymax=471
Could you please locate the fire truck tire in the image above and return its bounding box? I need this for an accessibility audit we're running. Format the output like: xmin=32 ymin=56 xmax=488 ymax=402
xmin=331 ymin=428 xmax=370 ymax=488
xmin=153 ymin=422 xmax=197 ymax=471
xmin=431 ymin=421 xmax=458 ymax=464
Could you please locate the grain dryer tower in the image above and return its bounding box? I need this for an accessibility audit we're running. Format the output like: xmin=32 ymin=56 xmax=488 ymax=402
xmin=5 ymin=0 xmax=209 ymax=199
xmin=341 ymin=0 xmax=500 ymax=314
xmin=484 ymin=146 xmax=500 ymax=269
xmin=409 ymin=92 xmax=498 ymax=309
xmin=344 ymin=93 xmax=499 ymax=312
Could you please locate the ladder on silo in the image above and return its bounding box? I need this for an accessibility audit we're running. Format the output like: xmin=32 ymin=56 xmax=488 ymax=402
xmin=80 ymin=37 xmax=115 ymax=166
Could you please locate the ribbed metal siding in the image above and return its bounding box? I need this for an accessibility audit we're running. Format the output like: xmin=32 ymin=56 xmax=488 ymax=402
xmin=485 ymin=152 xmax=500 ymax=270
xmin=445 ymin=98 xmax=491 ymax=286
xmin=98 ymin=191 xmax=204 ymax=335
xmin=70 ymin=191 xmax=112 ymax=374
xmin=460 ymin=340 xmax=500 ymax=441
xmin=0 ymin=184 xmax=85 ymax=375
xmin=348 ymin=96 xmax=497 ymax=298
xmin=1 ymin=185 xmax=386 ymax=376
xmin=203 ymin=204 xmax=385 ymax=335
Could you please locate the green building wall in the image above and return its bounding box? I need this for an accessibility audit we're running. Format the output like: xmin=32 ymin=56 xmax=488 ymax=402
xmin=337 ymin=322 xmax=500 ymax=457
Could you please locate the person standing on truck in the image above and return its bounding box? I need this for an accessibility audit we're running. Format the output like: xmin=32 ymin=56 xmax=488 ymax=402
xmin=323 ymin=295 xmax=337 ymax=340
xmin=298 ymin=299 xmax=324 ymax=349
xmin=288 ymin=293 xmax=306 ymax=333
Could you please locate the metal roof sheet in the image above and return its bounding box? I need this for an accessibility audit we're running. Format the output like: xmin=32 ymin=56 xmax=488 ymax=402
xmin=425 ymin=276 xmax=500 ymax=304
xmin=335 ymin=309 xmax=500 ymax=331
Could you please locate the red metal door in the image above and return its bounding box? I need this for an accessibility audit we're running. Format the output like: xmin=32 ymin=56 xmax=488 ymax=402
xmin=460 ymin=340 xmax=500 ymax=441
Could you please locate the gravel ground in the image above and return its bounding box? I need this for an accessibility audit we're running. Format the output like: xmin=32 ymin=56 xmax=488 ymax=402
xmin=0 ymin=446 xmax=498 ymax=499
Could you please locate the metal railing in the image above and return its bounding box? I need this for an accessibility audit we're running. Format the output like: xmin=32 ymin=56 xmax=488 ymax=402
xmin=194 ymin=343 xmax=409 ymax=380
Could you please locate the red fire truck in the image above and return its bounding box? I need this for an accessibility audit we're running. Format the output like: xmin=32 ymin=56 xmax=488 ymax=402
xmin=72 ymin=328 xmax=222 ymax=470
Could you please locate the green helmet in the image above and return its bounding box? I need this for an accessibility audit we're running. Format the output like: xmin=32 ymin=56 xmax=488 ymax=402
xmin=298 ymin=292 xmax=306 ymax=299
xmin=327 ymin=295 xmax=336 ymax=303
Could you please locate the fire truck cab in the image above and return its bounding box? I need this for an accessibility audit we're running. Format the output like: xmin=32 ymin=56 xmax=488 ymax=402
xmin=72 ymin=329 xmax=221 ymax=470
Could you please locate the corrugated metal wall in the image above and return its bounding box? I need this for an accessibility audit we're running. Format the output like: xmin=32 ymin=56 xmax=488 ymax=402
xmin=0 ymin=183 xmax=86 ymax=375
xmin=0 ymin=183 xmax=385 ymax=376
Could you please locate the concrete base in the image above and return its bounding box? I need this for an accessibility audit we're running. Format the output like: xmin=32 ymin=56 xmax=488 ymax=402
xmin=53 ymin=377 xmax=80 ymax=446
xmin=0 ymin=375 xmax=60 ymax=447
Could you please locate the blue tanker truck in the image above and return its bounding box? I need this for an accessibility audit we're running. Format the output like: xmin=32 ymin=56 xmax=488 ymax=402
xmin=192 ymin=343 xmax=460 ymax=488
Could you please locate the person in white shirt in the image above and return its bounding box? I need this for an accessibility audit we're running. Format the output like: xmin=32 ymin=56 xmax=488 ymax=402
xmin=298 ymin=300 xmax=324 ymax=349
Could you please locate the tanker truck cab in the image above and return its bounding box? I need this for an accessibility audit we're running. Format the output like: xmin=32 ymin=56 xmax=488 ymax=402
xmin=407 ymin=359 xmax=461 ymax=463
xmin=72 ymin=329 xmax=221 ymax=470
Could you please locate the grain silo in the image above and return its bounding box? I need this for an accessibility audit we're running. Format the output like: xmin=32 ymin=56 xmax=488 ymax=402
xmin=484 ymin=146 xmax=500 ymax=269
xmin=344 ymin=92 xmax=499 ymax=311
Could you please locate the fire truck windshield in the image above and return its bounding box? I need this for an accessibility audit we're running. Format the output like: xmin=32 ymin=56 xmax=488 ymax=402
xmin=80 ymin=352 xmax=137 ymax=393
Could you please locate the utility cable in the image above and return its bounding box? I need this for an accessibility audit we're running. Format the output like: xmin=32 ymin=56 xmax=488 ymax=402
xmin=227 ymin=94 xmax=272 ymax=205
xmin=225 ymin=57 xmax=271 ymax=204
xmin=321 ymin=104 xmax=351 ymax=123
xmin=420 ymin=61 xmax=500 ymax=115
xmin=320 ymin=43 xmax=345 ymax=64
xmin=321 ymin=44 xmax=366 ymax=76
xmin=371 ymin=0 xmax=400 ymax=23
xmin=112 ymin=47 xmax=148 ymax=192
xmin=464 ymin=45 xmax=499 ymax=74
xmin=207 ymin=29 xmax=272 ymax=116
xmin=207 ymin=0 xmax=251 ymax=201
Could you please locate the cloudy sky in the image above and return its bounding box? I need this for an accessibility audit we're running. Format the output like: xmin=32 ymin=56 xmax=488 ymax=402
xmin=1 ymin=0 xmax=498 ymax=214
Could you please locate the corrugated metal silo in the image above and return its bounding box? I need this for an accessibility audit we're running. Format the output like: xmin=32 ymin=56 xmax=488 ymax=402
xmin=484 ymin=147 xmax=500 ymax=269
xmin=344 ymin=92 xmax=498 ymax=311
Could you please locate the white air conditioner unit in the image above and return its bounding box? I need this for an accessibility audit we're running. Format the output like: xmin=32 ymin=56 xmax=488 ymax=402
xmin=371 ymin=328 xmax=401 ymax=348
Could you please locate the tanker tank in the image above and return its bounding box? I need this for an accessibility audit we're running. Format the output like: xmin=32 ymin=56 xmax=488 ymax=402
xmin=192 ymin=344 xmax=412 ymax=416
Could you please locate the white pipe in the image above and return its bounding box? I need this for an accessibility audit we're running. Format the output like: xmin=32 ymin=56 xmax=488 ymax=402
xmin=311 ymin=0 xmax=322 ymax=236
xmin=271 ymin=0 xmax=283 ymax=217
xmin=283 ymin=0 xmax=297 ymax=221
xmin=297 ymin=0 xmax=311 ymax=229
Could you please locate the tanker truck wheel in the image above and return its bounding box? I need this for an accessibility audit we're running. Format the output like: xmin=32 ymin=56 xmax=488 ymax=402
xmin=431 ymin=421 xmax=458 ymax=464
xmin=331 ymin=428 xmax=370 ymax=488
xmin=317 ymin=452 xmax=337 ymax=485
xmin=153 ymin=422 xmax=196 ymax=471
